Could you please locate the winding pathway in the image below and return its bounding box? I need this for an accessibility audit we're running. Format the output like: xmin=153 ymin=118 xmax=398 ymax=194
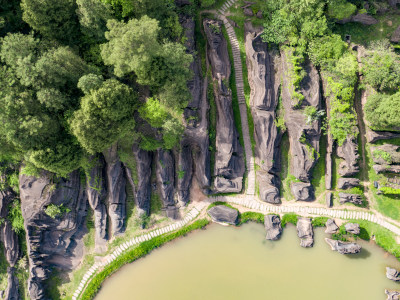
xmin=218 ymin=1 xmax=256 ymax=196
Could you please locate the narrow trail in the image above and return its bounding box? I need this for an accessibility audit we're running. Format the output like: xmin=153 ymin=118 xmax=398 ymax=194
xmin=216 ymin=0 xmax=256 ymax=196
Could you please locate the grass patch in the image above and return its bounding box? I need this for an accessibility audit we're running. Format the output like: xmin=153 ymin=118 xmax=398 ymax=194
xmin=281 ymin=213 xmax=298 ymax=227
xmin=80 ymin=219 xmax=210 ymax=300
xmin=238 ymin=211 xmax=264 ymax=225
xmin=311 ymin=216 xmax=328 ymax=227
xmin=333 ymin=12 xmax=400 ymax=46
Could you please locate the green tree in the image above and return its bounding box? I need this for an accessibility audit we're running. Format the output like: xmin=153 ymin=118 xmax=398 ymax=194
xmin=70 ymin=79 xmax=138 ymax=154
xmin=77 ymin=74 xmax=104 ymax=95
xmin=308 ymin=34 xmax=347 ymax=68
xmin=21 ymin=0 xmax=79 ymax=43
xmin=365 ymin=92 xmax=400 ymax=130
xmin=327 ymin=0 xmax=357 ymax=20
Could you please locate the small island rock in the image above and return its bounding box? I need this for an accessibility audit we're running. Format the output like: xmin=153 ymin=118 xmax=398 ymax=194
xmin=297 ymin=217 xmax=314 ymax=247
xmin=386 ymin=267 xmax=400 ymax=282
xmin=207 ymin=205 xmax=238 ymax=225
xmin=264 ymin=215 xmax=282 ymax=240
xmin=325 ymin=238 xmax=361 ymax=254
xmin=385 ymin=289 xmax=400 ymax=300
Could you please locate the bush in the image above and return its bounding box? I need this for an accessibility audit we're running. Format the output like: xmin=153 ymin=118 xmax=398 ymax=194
xmin=311 ymin=216 xmax=328 ymax=227
xmin=8 ymin=200 xmax=24 ymax=234
xmin=380 ymin=187 xmax=400 ymax=195
xmin=281 ymin=213 xmax=298 ymax=227
xmin=45 ymin=204 xmax=71 ymax=219
xmin=327 ymin=0 xmax=357 ymax=20
xmin=200 ymin=0 xmax=215 ymax=8
xmin=238 ymin=212 xmax=264 ymax=225
xmin=365 ymin=91 xmax=400 ymax=131
xmin=308 ymin=34 xmax=347 ymax=68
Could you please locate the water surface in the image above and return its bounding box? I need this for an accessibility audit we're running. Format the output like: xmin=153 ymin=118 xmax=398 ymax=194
xmin=96 ymin=223 xmax=400 ymax=300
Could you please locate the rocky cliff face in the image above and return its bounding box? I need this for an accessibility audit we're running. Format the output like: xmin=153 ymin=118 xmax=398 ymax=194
xmin=0 ymin=190 xmax=20 ymax=300
xmin=156 ymin=149 xmax=177 ymax=219
xmin=281 ymin=49 xmax=321 ymax=200
xmin=104 ymin=145 xmax=126 ymax=236
xmin=178 ymin=16 xmax=211 ymax=205
xmin=204 ymin=19 xmax=245 ymax=193
xmin=86 ymin=156 xmax=108 ymax=252
xmin=19 ymin=171 xmax=87 ymax=299
xmin=245 ymin=25 xmax=281 ymax=204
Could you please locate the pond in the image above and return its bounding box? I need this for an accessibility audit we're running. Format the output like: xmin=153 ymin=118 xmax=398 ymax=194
xmin=95 ymin=223 xmax=400 ymax=299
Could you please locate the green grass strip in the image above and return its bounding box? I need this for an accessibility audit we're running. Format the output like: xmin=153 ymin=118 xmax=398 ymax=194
xmin=80 ymin=219 xmax=209 ymax=300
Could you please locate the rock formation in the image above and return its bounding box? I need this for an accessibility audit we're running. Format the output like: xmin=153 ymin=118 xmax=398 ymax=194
xmin=156 ymin=149 xmax=178 ymax=219
xmin=281 ymin=49 xmax=321 ymax=197
xmin=296 ymin=217 xmax=314 ymax=247
xmin=325 ymin=219 xmax=339 ymax=234
xmin=345 ymin=223 xmax=361 ymax=235
xmin=104 ymin=145 xmax=126 ymax=236
xmin=204 ymin=19 xmax=245 ymax=193
xmin=264 ymin=214 xmax=282 ymax=240
xmin=337 ymin=178 xmax=360 ymax=190
xmin=178 ymin=16 xmax=211 ymax=205
xmin=326 ymin=192 xmax=333 ymax=207
xmin=339 ymin=192 xmax=363 ymax=205
xmin=337 ymin=14 xmax=378 ymax=25
xmin=245 ymin=24 xmax=281 ymax=204
xmin=325 ymin=238 xmax=362 ymax=254
xmin=19 ymin=171 xmax=88 ymax=299
xmin=371 ymin=144 xmax=400 ymax=176
xmin=131 ymin=145 xmax=152 ymax=216
xmin=367 ymin=130 xmax=400 ymax=143
xmin=386 ymin=267 xmax=400 ymax=282
xmin=86 ymin=156 xmax=108 ymax=252
xmin=291 ymin=182 xmax=314 ymax=201
xmin=207 ymin=205 xmax=238 ymax=225
xmin=337 ymin=136 xmax=360 ymax=177
xmin=386 ymin=289 xmax=400 ymax=300
xmin=0 ymin=190 xmax=20 ymax=300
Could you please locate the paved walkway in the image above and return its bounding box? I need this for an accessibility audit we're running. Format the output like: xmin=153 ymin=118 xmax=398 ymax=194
xmin=218 ymin=1 xmax=256 ymax=196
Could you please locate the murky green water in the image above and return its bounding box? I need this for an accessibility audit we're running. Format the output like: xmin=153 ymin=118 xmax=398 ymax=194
xmin=96 ymin=223 xmax=400 ymax=300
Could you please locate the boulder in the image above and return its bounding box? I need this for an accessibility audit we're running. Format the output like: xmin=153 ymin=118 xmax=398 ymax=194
xmin=351 ymin=14 xmax=378 ymax=25
xmin=19 ymin=171 xmax=88 ymax=299
xmin=264 ymin=214 xmax=282 ymax=240
xmin=204 ymin=19 xmax=245 ymax=193
xmin=86 ymin=156 xmax=108 ymax=251
xmin=256 ymin=11 xmax=263 ymax=18
xmin=326 ymin=192 xmax=333 ymax=207
xmin=104 ymin=145 xmax=126 ymax=236
xmin=243 ymin=8 xmax=253 ymax=16
xmin=156 ymin=149 xmax=177 ymax=219
xmin=386 ymin=267 xmax=400 ymax=282
xmin=386 ymin=289 xmax=400 ymax=300
xmin=338 ymin=193 xmax=363 ymax=205
xmin=337 ymin=178 xmax=360 ymax=189
xmin=325 ymin=238 xmax=362 ymax=254
xmin=258 ymin=171 xmax=280 ymax=204
xmin=337 ymin=136 xmax=359 ymax=177
xmin=297 ymin=217 xmax=314 ymax=247
xmin=207 ymin=205 xmax=238 ymax=225
xmin=291 ymin=182 xmax=314 ymax=201
xmin=391 ymin=25 xmax=400 ymax=43
xmin=371 ymin=144 xmax=400 ymax=165
xmin=373 ymin=164 xmax=400 ymax=174
xmin=325 ymin=219 xmax=339 ymax=234
xmin=345 ymin=223 xmax=360 ymax=234
xmin=281 ymin=49 xmax=321 ymax=182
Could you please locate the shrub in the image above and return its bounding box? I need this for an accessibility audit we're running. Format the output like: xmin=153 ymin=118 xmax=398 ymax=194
xmin=311 ymin=216 xmax=328 ymax=227
xmin=45 ymin=204 xmax=71 ymax=219
xmin=365 ymin=91 xmax=400 ymax=131
xmin=380 ymin=187 xmax=400 ymax=195
xmin=327 ymin=0 xmax=357 ymax=20
xmin=281 ymin=213 xmax=298 ymax=227
xmin=8 ymin=200 xmax=24 ymax=234
xmin=308 ymin=34 xmax=347 ymax=68
xmin=238 ymin=212 xmax=264 ymax=225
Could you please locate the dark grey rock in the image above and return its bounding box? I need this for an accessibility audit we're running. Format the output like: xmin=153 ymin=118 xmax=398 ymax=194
xmin=207 ymin=205 xmax=238 ymax=225
xmin=19 ymin=170 xmax=88 ymax=299
xmin=337 ymin=136 xmax=359 ymax=177
xmin=243 ymin=8 xmax=253 ymax=16
xmin=86 ymin=156 xmax=108 ymax=251
xmin=258 ymin=171 xmax=280 ymax=204
xmin=339 ymin=193 xmax=363 ymax=205
xmin=204 ymin=19 xmax=245 ymax=193
xmin=264 ymin=214 xmax=282 ymax=240
xmin=345 ymin=223 xmax=361 ymax=234
xmin=351 ymin=14 xmax=379 ymax=25
xmin=325 ymin=238 xmax=362 ymax=254
xmin=132 ymin=145 xmax=152 ymax=216
xmin=256 ymin=11 xmax=263 ymax=18
xmin=386 ymin=289 xmax=400 ymax=300
xmin=291 ymin=182 xmax=314 ymax=201
xmin=177 ymin=144 xmax=193 ymax=206
xmin=326 ymin=191 xmax=333 ymax=207
xmin=367 ymin=130 xmax=400 ymax=143
xmin=4 ymin=267 xmax=19 ymax=300
xmin=391 ymin=25 xmax=400 ymax=43
xmin=156 ymin=149 xmax=177 ymax=219
xmin=325 ymin=219 xmax=339 ymax=234
xmin=337 ymin=178 xmax=360 ymax=189
xmin=104 ymin=145 xmax=126 ymax=236
xmin=297 ymin=217 xmax=314 ymax=247
xmin=387 ymin=267 xmax=400 ymax=282
xmin=373 ymin=164 xmax=400 ymax=174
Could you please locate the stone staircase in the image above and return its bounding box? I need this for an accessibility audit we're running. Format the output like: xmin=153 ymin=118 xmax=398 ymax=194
xmin=218 ymin=1 xmax=256 ymax=196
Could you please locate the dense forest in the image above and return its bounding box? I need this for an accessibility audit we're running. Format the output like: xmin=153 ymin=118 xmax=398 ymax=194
xmin=1 ymin=0 xmax=400 ymax=299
